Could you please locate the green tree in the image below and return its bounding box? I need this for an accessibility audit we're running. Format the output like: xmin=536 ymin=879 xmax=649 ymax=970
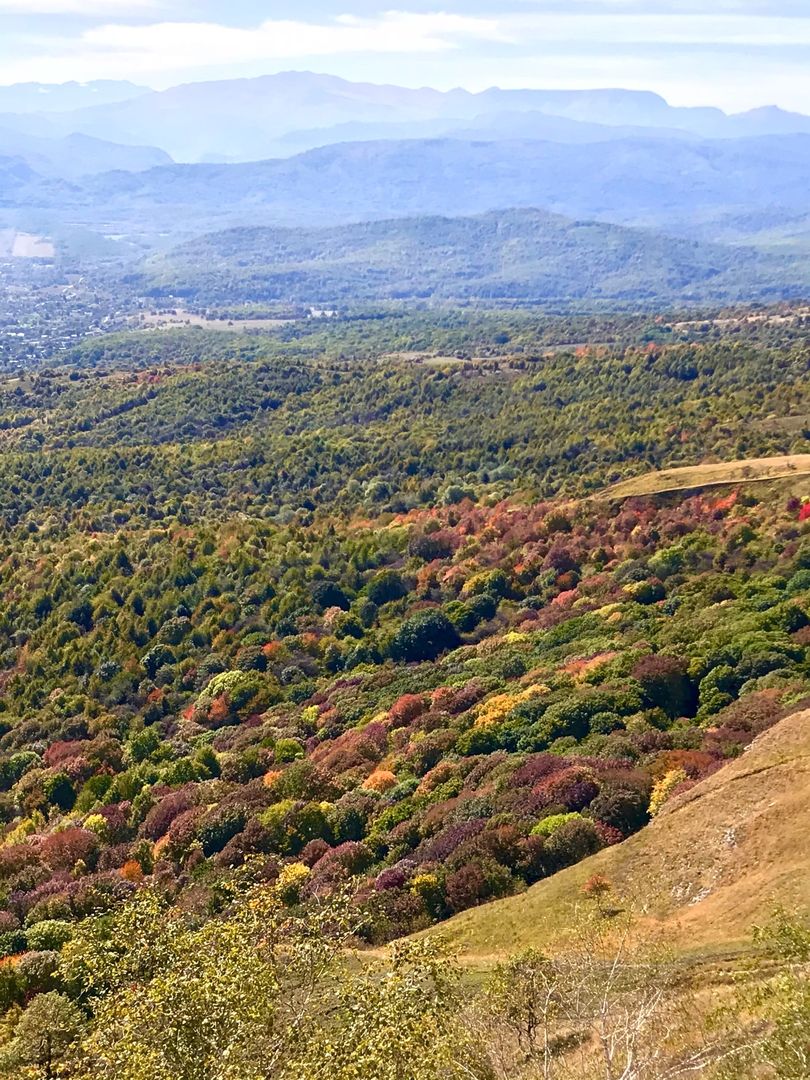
xmin=0 ymin=991 xmax=84 ymax=1079
xmin=390 ymin=610 xmax=460 ymax=663
xmin=62 ymin=880 xmax=355 ymax=1080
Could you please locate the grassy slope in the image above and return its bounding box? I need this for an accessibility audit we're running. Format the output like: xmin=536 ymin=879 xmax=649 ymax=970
xmin=604 ymin=455 xmax=810 ymax=498
xmin=421 ymin=707 xmax=810 ymax=965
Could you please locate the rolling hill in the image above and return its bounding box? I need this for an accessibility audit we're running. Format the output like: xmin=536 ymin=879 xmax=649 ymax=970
xmin=424 ymin=706 xmax=810 ymax=963
xmin=139 ymin=208 xmax=809 ymax=306
xmin=81 ymin=134 xmax=810 ymax=232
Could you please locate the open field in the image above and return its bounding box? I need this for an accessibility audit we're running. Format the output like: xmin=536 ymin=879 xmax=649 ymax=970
xmin=0 ymin=230 xmax=55 ymax=259
xmin=420 ymin=707 xmax=810 ymax=967
xmin=136 ymin=309 xmax=291 ymax=331
xmin=669 ymin=306 xmax=810 ymax=331
xmin=604 ymin=454 xmax=810 ymax=499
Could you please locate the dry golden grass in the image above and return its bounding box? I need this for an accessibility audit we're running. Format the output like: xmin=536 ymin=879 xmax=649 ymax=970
xmin=419 ymin=708 xmax=810 ymax=967
xmin=603 ymin=455 xmax=810 ymax=499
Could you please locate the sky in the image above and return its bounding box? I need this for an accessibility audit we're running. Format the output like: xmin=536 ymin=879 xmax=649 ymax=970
xmin=1 ymin=0 xmax=810 ymax=113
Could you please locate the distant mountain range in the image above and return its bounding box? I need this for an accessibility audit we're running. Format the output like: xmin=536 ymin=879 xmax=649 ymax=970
xmin=139 ymin=208 xmax=809 ymax=307
xmin=3 ymin=133 xmax=808 ymax=248
xmin=0 ymin=80 xmax=148 ymax=115
xmin=0 ymin=72 xmax=808 ymax=309
xmin=3 ymin=72 xmax=810 ymax=165
xmin=0 ymin=129 xmax=171 ymax=179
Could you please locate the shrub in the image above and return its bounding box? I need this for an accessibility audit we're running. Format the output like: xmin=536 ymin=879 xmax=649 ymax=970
xmin=17 ymin=949 xmax=62 ymax=994
xmin=588 ymin=783 xmax=650 ymax=835
xmin=390 ymin=610 xmax=460 ymax=663
xmin=311 ymin=581 xmax=350 ymax=612
xmin=197 ymin=806 xmax=248 ymax=858
xmin=409 ymin=872 xmax=446 ymax=919
xmin=444 ymin=858 xmax=515 ymax=914
xmin=531 ymin=812 xmax=583 ymax=838
xmin=142 ymin=644 xmax=175 ymax=679
xmin=364 ymin=570 xmax=408 ymax=606
xmin=649 ymin=769 xmax=688 ymax=816
xmin=389 ymin=693 xmax=427 ymax=727
xmin=25 ymin=919 xmax=73 ymax=951
xmin=0 ymin=929 xmax=26 ymax=959
xmin=43 ymin=772 xmax=76 ymax=813
xmin=408 ymin=533 xmax=453 ymax=562
xmin=531 ymin=766 xmax=599 ymax=812
xmin=158 ymin=616 xmax=192 ymax=645
xmin=632 ymin=654 xmax=697 ymax=719
xmin=363 ymin=770 xmax=398 ymax=793
xmin=39 ymin=828 xmax=98 ymax=872
xmin=543 ymin=817 xmax=602 ymax=872
xmin=142 ymin=790 xmax=194 ymax=840
xmin=275 ymin=862 xmax=310 ymax=905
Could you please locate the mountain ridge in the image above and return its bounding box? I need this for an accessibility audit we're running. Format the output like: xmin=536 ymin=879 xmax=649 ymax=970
xmin=0 ymin=72 xmax=808 ymax=163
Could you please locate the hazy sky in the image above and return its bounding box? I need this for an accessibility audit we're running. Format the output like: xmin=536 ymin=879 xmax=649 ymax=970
xmin=1 ymin=1 xmax=809 ymax=113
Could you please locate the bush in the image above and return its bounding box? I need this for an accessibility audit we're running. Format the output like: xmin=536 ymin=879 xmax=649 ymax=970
xmin=197 ymin=806 xmax=248 ymax=857
xmin=649 ymin=769 xmax=688 ymax=816
xmin=588 ymin=783 xmax=650 ymax=835
xmin=543 ymin=817 xmax=602 ymax=872
xmin=25 ymin=919 xmax=73 ymax=951
xmin=0 ymin=929 xmax=26 ymax=958
xmin=531 ymin=812 xmax=582 ymax=838
xmin=17 ymin=949 xmax=61 ymax=994
xmin=311 ymin=581 xmax=350 ymax=612
xmin=43 ymin=772 xmax=76 ymax=812
xmin=364 ymin=570 xmax=407 ymax=606
xmin=444 ymin=857 xmax=516 ymax=914
xmin=390 ymin=610 xmax=460 ymax=663
xmin=275 ymin=738 xmax=304 ymax=764
xmin=632 ymin=654 xmax=697 ymax=719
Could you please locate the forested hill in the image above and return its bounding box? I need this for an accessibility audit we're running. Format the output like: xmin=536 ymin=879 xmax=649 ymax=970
xmin=138 ymin=209 xmax=808 ymax=306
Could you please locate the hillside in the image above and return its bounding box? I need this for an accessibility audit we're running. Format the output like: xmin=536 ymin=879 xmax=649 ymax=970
xmin=0 ymin=308 xmax=806 ymax=1072
xmin=426 ymin=706 xmax=810 ymax=962
xmin=140 ymin=209 xmax=808 ymax=306
xmin=0 ymin=314 xmax=806 ymax=947
xmin=604 ymin=455 xmax=810 ymax=498
xmin=77 ymin=134 xmax=810 ymax=239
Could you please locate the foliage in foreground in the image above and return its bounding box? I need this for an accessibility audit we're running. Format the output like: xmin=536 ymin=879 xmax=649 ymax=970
xmin=0 ymin=877 xmax=806 ymax=1080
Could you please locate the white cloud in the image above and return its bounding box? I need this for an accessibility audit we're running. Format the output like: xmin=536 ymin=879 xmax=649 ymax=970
xmin=0 ymin=10 xmax=503 ymax=83
xmin=1 ymin=5 xmax=809 ymax=111
xmin=0 ymin=0 xmax=157 ymax=12
xmin=496 ymin=11 xmax=810 ymax=46
xmin=80 ymin=11 xmax=503 ymax=62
